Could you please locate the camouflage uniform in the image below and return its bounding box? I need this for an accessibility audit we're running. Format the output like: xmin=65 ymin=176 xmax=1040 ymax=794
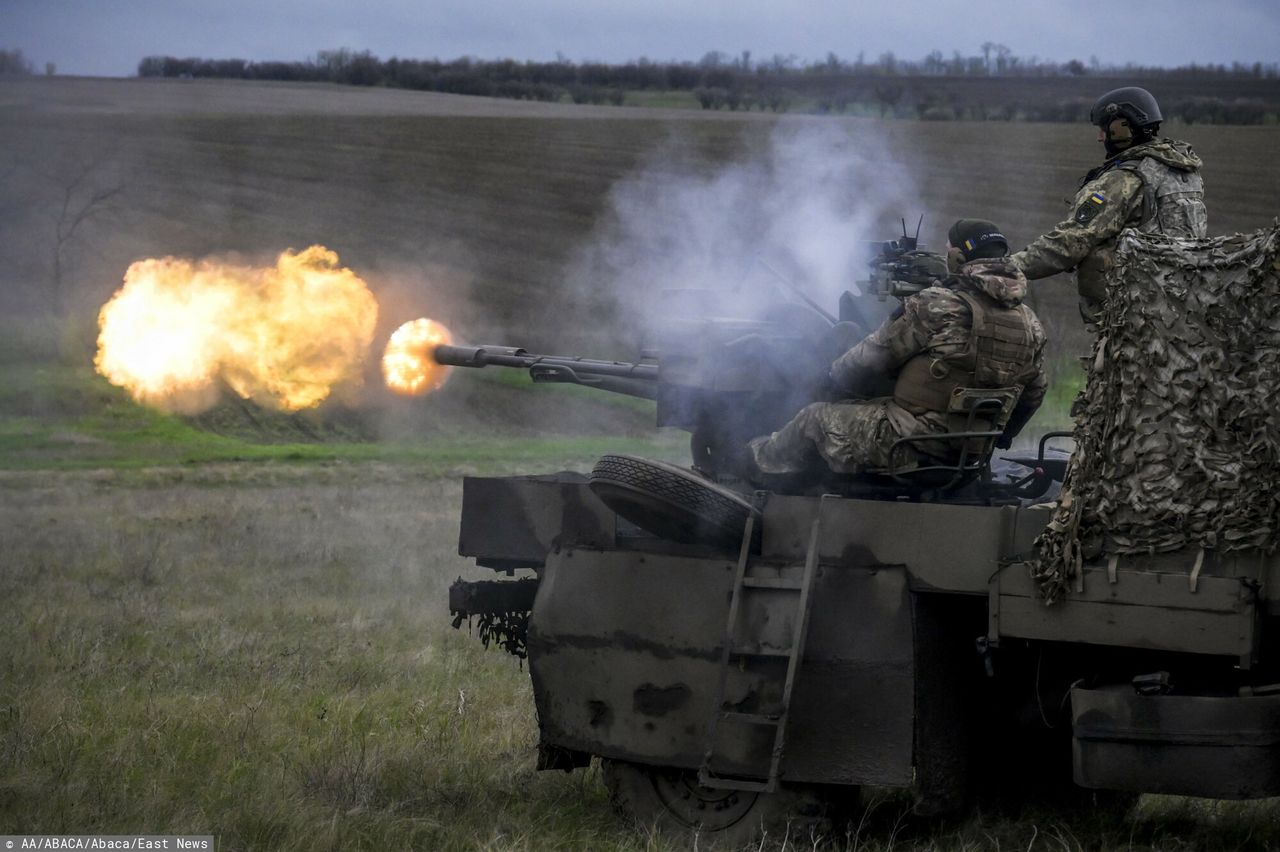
xmin=750 ymin=259 xmax=1048 ymax=475
xmin=1011 ymin=138 xmax=1207 ymax=321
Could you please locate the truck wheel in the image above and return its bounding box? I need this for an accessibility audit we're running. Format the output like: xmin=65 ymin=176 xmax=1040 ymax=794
xmin=589 ymin=454 xmax=758 ymax=550
xmin=602 ymin=760 xmax=831 ymax=846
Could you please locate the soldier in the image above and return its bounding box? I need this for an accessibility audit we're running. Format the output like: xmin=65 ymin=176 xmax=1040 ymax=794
xmin=748 ymin=219 xmax=1048 ymax=478
xmin=1011 ymin=86 xmax=1207 ymax=322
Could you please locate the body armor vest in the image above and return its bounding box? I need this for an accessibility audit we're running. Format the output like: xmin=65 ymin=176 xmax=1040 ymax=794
xmin=1117 ymin=157 xmax=1208 ymax=238
xmin=892 ymin=290 xmax=1037 ymax=418
xmin=1076 ymin=153 xmax=1207 ymax=320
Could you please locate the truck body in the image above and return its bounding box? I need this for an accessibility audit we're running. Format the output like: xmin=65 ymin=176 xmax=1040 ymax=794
xmin=454 ymin=471 xmax=1280 ymax=814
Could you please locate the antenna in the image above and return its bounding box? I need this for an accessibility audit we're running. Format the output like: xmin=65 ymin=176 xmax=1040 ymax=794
xmin=899 ymin=215 xmax=924 ymax=251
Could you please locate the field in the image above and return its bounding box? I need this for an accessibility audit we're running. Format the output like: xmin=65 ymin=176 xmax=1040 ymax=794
xmin=3 ymin=77 xmax=1280 ymax=850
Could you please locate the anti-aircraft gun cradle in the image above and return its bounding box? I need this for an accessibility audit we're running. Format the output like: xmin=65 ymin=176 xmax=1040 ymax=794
xmin=437 ymin=247 xmax=1280 ymax=841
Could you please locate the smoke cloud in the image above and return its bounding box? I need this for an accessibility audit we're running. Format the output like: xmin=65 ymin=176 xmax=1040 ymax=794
xmin=569 ymin=120 xmax=922 ymax=348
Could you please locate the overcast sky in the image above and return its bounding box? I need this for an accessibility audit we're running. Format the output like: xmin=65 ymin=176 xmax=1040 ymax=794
xmin=5 ymin=0 xmax=1279 ymax=78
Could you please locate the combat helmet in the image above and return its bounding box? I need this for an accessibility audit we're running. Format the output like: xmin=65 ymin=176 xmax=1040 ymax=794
xmin=1090 ymin=86 xmax=1163 ymax=129
xmin=948 ymin=219 xmax=1008 ymax=262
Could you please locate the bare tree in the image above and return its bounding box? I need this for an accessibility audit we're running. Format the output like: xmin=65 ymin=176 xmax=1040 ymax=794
xmin=994 ymin=44 xmax=1013 ymax=75
xmin=42 ymin=157 xmax=125 ymax=316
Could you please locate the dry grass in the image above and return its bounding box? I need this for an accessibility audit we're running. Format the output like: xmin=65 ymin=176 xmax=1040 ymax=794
xmin=2 ymin=465 xmax=1278 ymax=850
xmin=0 ymin=466 xmax=612 ymax=849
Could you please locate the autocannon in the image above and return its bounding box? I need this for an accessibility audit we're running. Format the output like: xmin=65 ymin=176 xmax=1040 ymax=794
xmin=433 ymin=303 xmax=852 ymax=482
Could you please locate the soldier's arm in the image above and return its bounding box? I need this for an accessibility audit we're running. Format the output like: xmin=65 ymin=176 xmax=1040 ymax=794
xmin=828 ymin=290 xmax=957 ymax=394
xmin=1010 ymin=169 xmax=1145 ymax=280
xmin=828 ymin=314 xmax=902 ymax=395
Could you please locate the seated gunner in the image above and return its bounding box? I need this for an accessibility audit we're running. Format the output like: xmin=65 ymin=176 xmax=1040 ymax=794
xmin=748 ymin=219 xmax=1048 ymax=480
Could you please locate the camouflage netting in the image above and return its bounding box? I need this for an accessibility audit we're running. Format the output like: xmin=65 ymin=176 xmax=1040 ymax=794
xmin=1030 ymin=222 xmax=1280 ymax=603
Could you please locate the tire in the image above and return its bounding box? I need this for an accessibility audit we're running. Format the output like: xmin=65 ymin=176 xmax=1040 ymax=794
xmin=602 ymin=760 xmax=833 ymax=847
xmin=589 ymin=454 xmax=758 ymax=550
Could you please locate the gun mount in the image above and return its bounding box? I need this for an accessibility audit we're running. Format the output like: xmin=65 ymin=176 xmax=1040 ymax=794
xmin=434 ymin=296 xmax=866 ymax=480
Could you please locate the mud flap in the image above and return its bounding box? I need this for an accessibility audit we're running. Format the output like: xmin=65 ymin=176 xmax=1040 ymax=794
xmin=1072 ymin=684 xmax=1280 ymax=798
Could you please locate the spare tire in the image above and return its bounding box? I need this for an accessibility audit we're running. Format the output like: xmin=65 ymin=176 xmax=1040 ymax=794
xmin=589 ymin=454 xmax=759 ymax=550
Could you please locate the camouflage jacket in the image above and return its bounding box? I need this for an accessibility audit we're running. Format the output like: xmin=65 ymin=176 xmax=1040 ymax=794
xmin=831 ymin=258 xmax=1048 ymax=440
xmin=1010 ymin=138 xmax=1206 ymax=320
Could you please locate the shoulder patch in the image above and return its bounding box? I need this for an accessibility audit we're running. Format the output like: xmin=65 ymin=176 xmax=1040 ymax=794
xmin=1074 ymin=192 xmax=1107 ymax=225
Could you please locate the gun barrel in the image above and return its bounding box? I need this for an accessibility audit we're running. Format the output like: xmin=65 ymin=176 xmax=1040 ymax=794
xmin=433 ymin=344 xmax=659 ymax=381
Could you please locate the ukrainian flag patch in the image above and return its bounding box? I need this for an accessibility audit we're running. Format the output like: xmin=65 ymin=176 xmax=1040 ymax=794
xmin=1075 ymin=191 xmax=1108 ymax=224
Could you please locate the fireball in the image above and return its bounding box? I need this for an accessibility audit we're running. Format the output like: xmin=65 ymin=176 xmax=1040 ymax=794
xmin=95 ymin=246 xmax=379 ymax=412
xmin=382 ymin=318 xmax=454 ymax=396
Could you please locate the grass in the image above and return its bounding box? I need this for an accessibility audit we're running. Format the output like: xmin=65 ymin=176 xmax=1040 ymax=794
xmin=0 ymin=306 xmax=678 ymax=473
xmin=0 ymin=417 xmax=682 ymax=472
xmin=1023 ymin=356 xmax=1087 ymax=436
xmin=624 ymin=90 xmax=701 ymax=110
xmin=0 ymin=466 xmax=618 ymax=849
xmin=4 ymin=464 xmax=1279 ymax=851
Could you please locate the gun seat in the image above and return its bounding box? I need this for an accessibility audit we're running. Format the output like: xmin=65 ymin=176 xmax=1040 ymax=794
xmin=879 ymin=391 xmax=1013 ymax=486
xmin=762 ymin=393 xmax=1014 ymax=503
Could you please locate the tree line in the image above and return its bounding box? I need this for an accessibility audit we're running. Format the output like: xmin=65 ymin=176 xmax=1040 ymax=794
xmin=125 ymin=48 xmax=1280 ymax=124
xmin=0 ymin=49 xmax=35 ymax=75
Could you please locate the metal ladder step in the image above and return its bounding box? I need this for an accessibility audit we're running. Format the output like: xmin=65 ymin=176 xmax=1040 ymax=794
xmin=741 ymin=576 xmax=803 ymax=591
xmin=729 ymin=644 xmax=792 ymax=659
xmin=718 ymin=711 xmax=782 ymax=725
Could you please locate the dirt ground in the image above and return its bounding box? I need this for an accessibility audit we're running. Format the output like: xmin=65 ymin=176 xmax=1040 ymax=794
xmin=3 ymin=77 xmax=1277 ymax=363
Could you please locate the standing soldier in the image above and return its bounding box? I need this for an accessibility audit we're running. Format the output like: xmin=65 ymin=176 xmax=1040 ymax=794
xmin=748 ymin=219 xmax=1048 ymax=478
xmin=1011 ymin=87 xmax=1207 ymax=322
